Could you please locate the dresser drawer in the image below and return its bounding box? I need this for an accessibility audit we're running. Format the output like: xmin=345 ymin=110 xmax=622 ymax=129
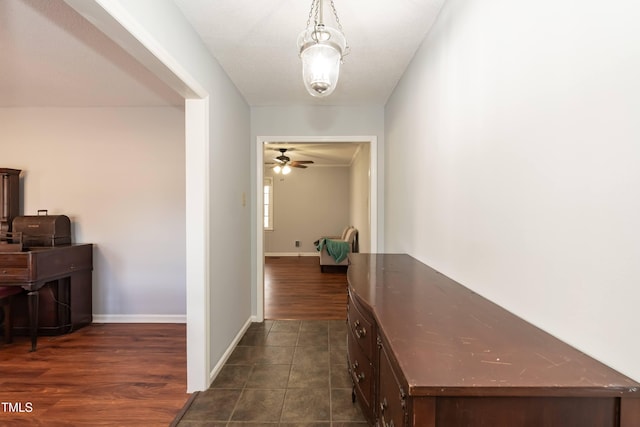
xmin=348 ymin=289 xmax=374 ymax=358
xmin=378 ymin=339 xmax=407 ymax=427
xmin=348 ymin=327 xmax=375 ymax=421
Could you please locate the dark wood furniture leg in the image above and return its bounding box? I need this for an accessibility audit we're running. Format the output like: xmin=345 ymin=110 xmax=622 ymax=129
xmin=27 ymin=290 xmax=39 ymax=351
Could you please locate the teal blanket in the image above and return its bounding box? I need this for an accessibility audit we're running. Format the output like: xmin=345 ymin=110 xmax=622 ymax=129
xmin=316 ymin=238 xmax=350 ymax=263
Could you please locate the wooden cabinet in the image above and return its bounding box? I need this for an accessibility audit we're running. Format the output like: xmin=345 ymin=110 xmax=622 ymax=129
xmin=347 ymin=253 xmax=640 ymax=427
xmin=0 ymin=168 xmax=21 ymax=234
xmin=0 ymin=244 xmax=93 ymax=349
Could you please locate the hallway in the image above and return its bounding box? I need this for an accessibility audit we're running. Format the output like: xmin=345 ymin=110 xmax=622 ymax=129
xmin=174 ymin=320 xmax=367 ymax=425
xmin=264 ymin=256 xmax=348 ymax=320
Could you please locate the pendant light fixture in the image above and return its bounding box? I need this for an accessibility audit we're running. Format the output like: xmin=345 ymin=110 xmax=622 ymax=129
xmin=297 ymin=0 xmax=348 ymax=98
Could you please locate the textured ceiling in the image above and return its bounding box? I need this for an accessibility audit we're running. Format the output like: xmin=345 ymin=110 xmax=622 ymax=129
xmin=0 ymin=0 xmax=444 ymax=108
xmin=1 ymin=0 xmax=444 ymax=164
xmin=174 ymin=0 xmax=445 ymax=106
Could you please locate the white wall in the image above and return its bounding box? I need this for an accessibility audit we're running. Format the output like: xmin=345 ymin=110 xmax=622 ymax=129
xmin=0 ymin=107 xmax=185 ymax=319
xmin=206 ymin=89 xmax=251 ymax=378
xmin=385 ymin=0 xmax=640 ymax=381
xmin=65 ymin=0 xmax=252 ymax=391
xmin=115 ymin=0 xmax=253 ymax=387
xmin=350 ymin=143 xmax=371 ymax=252
xmin=265 ymin=167 xmax=350 ymax=254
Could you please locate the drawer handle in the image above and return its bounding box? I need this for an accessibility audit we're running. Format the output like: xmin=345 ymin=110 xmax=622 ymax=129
xmin=353 ymin=320 xmax=367 ymax=338
xmin=351 ymin=360 xmax=364 ymax=384
xmin=380 ymin=397 xmax=388 ymax=412
xmin=351 ymin=364 xmax=365 ymax=383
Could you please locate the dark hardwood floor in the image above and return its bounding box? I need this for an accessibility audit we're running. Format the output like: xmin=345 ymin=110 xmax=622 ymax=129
xmin=0 ymin=323 xmax=188 ymax=426
xmin=264 ymin=255 xmax=348 ymax=320
xmin=0 ymin=255 xmax=346 ymax=425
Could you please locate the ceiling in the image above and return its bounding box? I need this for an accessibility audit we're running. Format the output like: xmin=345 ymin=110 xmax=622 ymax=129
xmin=1 ymin=0 xmax=444 ymax=108
xmin=0 ymin=0 xmax=184 ymax=107
xmin=1 ymin=0 xmax=444 ymax=164
xmin=264 ymin=142 xmax=362 ymax=168
xmin=173 ymin=0 xmax=445 ymax=106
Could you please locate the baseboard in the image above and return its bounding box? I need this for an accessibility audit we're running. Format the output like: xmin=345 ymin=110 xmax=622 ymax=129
xmin=94 ymin=314 xmax=259 ymax=388
xmin=92 ymin=314 xmax=186 ymax=323
xmin=265 ymin=252 xmax=318 ymax=257
xmin=208 ymin=316 xmax=256 ymax=385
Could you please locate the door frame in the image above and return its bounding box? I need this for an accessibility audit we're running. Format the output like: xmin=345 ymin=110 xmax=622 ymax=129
xmin=254 ymin=135 xmax=378 ymax=321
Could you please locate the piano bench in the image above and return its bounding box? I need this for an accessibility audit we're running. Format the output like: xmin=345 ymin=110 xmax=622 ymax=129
xmin=0 ymin=286 xmax=22 ymax=345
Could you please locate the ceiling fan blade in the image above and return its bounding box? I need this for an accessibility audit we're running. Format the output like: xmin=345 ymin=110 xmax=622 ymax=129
xmin=290 ymin=160 xmax=314 ymax=166
xmin=291 ymin=164 xmax=308 ymax=168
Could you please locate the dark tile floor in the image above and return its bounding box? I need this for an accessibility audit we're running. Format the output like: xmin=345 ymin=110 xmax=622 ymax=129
xmin=177 ymin=319 xmax=368 ymax=426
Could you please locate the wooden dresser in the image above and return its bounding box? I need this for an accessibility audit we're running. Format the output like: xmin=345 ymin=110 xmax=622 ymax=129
xmin=346 ymin=253 xmax=640 ymax=427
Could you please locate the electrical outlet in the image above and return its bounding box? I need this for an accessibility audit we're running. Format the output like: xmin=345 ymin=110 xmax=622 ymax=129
xmin=295 ymin=240 xmax=300 ymax=247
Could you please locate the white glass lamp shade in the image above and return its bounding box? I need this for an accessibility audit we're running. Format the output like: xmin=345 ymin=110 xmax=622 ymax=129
xmin=298 ymin=25 xmax=346 ymax=97
xmin=273 ymin=165 xmax=282 ymax=173
xmin=282 ymin=165 xmax=292 ymax=175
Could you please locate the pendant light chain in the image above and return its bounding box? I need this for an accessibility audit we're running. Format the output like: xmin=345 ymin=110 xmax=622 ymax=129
xmin=329 ymin=0 xmax=349 ymax=56
xmin=306 ymin=0 xmax=320 ymax=28
xmin=306 ymin=0 xmax=344 ymax=33
xmin=329 ymin=0 xmax=343 ymax=33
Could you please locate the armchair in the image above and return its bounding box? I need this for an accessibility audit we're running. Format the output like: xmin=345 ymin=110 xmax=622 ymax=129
xmin=316 ymin=226 xmax=358 ymax=272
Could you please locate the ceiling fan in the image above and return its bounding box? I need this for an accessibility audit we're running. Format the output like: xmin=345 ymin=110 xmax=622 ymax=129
xmin=269 ymin=148 xmax=314 ymax=174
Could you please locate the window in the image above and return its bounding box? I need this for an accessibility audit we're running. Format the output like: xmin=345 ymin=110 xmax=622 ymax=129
xmin=263 ymin=177 xmax=273 ymax=230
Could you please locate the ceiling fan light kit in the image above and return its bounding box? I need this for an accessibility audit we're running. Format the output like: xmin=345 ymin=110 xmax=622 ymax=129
xmin=298 ymin=0 xmax=348 ymax=98
xmin=273 ymin=164 xmax=292 ymax=175
xmin=271 ymin=148 xmax=314 ymax=174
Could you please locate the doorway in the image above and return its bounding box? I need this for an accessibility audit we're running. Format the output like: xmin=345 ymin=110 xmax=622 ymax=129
xmin=255 ymin=135 xmax=378 ymax=321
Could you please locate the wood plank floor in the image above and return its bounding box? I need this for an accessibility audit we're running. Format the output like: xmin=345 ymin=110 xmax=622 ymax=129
xmin=0 ymin=323 xmax=188 ymax=426
xmin=0 ymin=256 xmax=346 ymax=425
xmin=264 ymin=255 xmax=348 ymax=320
